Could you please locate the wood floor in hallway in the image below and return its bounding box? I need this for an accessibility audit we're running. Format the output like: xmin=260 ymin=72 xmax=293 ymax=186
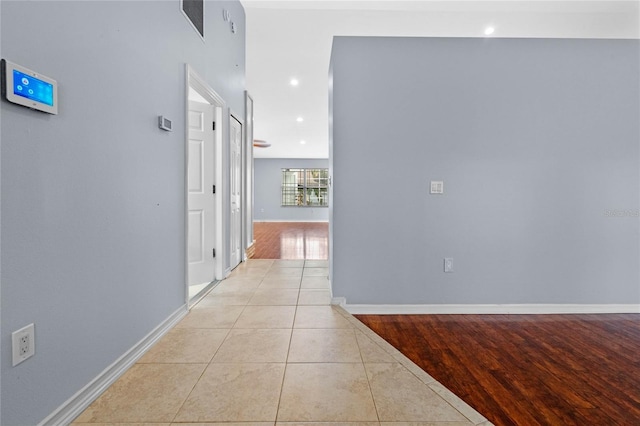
xmin=252 ymin=222 xmax=328 ymax=260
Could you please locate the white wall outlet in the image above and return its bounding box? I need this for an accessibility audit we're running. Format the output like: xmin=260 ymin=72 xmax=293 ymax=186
xmin=12 ymin=323 xmax=35 ymax=366
xmin=430 ymin=181 xmax=444 ymax=194
xmin=444 ymin=258 xmax=454 ymax=273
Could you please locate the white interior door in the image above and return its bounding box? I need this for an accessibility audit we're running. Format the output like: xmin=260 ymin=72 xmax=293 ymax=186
xmin=230 ymin=115 xmax=242 ymax=268
xmin=188 ymin=100 xmax=215 ymax=287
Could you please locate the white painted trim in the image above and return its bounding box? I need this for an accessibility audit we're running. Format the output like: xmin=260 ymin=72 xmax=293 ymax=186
xmin=244 ymin=92 xmax=255 ymax=257
xmin=344 ymin=304 xmax=640 ymax=315
xmin=185 ymin=64 xmax=226 ymax=291
xmin=331 ymin=296 xmax=346 ymax=306
xmin=188 ymin=280 xmax=218 ymax=309
xmin=39 ymin=305 xmax=188 ymax=426
xmin=254 ymin=220 xmax=329 ymax=223
xmin=229 ymin=110 xmax=244 ymax=271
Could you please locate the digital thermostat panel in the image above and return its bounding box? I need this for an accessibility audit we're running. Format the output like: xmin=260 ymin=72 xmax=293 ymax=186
xmin=1 ymin=59 xmax=58 ymax=114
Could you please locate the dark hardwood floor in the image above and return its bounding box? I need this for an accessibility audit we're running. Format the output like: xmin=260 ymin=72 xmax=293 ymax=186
xmin=356 ymin=313 xmax=640 ymax=426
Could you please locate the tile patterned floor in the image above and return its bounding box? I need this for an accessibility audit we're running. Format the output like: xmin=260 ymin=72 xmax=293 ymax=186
xmin=73 ymin=259 xmax=491 ymax=425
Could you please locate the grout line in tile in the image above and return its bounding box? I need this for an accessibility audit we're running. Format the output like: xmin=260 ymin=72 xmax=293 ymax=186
xmin=230 ymin=303 xmax=250 ymax=330
xmin=294 ymin=270 xmax=303 ymax=305
xmin=201 ymin=327 xmax=232 ymax=365
xmin=168 ymin=362 xmax=210 ymax=424
xmin=276 ymin=307 xmax=296 ymax=420
xmin=355 ymin=327 xmax=382 ymax=423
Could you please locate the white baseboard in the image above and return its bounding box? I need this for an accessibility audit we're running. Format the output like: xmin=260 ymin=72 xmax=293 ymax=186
xmin=39 ymin=305 xmax=188 ymax=426
xmin=331 ymin=296 xmax=346 ymax=306
xmin=344 ymin=303 xmax=640 ymax=315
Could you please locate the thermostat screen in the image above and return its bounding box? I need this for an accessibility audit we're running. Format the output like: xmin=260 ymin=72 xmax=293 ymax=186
xmin=13 ymin=69 xmax=54 ymax=106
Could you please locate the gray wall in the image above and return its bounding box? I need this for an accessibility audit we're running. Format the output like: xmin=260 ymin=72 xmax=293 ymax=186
xmin=0 ymin=1 xmax=245 ymax=424
xmin=254 ymin=158 xmax=329 ymax=221
xmin=330 ymin=37 xmax=640 ymax=305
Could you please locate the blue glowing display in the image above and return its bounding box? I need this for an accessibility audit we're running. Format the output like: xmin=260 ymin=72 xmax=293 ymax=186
xmin=13 ymin=69 xmax=54 ymax=106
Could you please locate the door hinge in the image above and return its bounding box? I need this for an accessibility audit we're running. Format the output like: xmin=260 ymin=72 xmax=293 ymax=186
xmin=213 ymin=248 xmax=216 ymax=258
xmin=212 ymin=121 xmax=216 ymax=131
xmin=212 ymin=185 xmax=216 ymax=194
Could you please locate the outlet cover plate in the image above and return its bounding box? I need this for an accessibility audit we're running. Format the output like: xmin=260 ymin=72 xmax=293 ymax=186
xmin=12 ymin=323 xmax=35 ymax=366
xmin=444 ymin=258 xmax=454 ymax=273
xmin=430 ymin=181 xmax=444 ymax=194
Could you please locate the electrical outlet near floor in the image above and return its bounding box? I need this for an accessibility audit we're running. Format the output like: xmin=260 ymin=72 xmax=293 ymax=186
xmin=444 ymin=258 xmax=454 ymax=273
xmin=12 ymin=323 xmax=35 ymax=366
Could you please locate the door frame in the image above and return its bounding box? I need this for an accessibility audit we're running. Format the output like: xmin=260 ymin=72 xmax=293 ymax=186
xmin=243 ymin=92 xmax=254 ymax=259
xmin=229 ymin=110 xmax=244 ymax=269
xmin=184 ymin=64 xmax=225 ymax=304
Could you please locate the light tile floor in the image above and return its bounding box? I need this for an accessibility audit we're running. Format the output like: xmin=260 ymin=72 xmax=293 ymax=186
xmin=73 ymin=259 xmax=491 ymax=425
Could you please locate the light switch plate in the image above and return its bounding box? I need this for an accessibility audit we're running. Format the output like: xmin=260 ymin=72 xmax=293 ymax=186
xmin=431 ymin=181 xmax=444 ymax=194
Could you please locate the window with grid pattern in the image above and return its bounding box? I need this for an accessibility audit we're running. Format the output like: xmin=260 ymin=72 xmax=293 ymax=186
xmin=281 ymin=168 xmax=329 ymax=207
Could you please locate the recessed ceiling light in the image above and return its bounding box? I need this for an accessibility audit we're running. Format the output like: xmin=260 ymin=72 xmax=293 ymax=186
xmin=484 ymin=26 xmax=495 ymax=36
xmin=290 ymin=78 xmax=299 ymax=86
xmin=296 ymin=117 xmax=304 ymax=122
xmin=300 ymin=140 xmax=306 ymax=145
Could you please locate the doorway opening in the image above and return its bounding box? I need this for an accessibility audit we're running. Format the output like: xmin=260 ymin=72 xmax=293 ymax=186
xmin=185 ymin=64 xmax=225 ymax=305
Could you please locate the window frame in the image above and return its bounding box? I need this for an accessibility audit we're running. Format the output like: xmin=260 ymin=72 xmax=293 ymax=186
xmin=281 ymin=168 xmax=329 ymax=207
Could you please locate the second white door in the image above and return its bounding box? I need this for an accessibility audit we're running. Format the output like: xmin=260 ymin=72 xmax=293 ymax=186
xmin=188 ymin=100 xmax=216 ymax=286
xmin=230 ymin=115 xmax=242 ymax=269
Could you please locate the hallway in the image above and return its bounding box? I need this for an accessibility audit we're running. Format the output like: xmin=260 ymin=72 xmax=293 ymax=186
xmin=73 ymin=259 xmax=488 ymax=424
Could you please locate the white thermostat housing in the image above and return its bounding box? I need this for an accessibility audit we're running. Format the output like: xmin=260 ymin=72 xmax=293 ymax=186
xmin=158 ymin=115 xmax=172 ymax=131
xmin=430 ymin=181 xmax=444 ymax=194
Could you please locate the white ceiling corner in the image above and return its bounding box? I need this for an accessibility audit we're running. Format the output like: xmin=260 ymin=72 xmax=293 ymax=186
xmin=242 ymin=0 xmax=640 ymax=159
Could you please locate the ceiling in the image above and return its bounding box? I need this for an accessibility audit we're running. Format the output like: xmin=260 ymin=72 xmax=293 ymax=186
xmin=242 ymin=1 xmax=639 ymax=159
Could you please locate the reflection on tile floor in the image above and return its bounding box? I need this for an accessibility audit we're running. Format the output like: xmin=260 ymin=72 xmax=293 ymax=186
xmin=73 ymin=259 xmax=491 ymax=425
